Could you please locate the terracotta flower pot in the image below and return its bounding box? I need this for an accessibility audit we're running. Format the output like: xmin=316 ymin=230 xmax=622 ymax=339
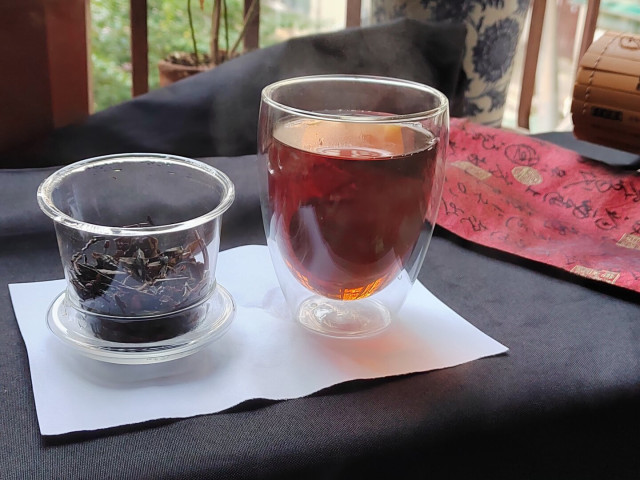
xmin=157 ymin=59 xmax=213 ymax=87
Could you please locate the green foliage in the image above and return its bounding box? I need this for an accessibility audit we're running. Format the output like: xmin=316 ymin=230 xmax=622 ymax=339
xmin=91 ymin=0 xmax=132 ymax=111
xmin=91 ymin=0 xmax=220 ymax=111
xmin=90 ymin=0 xmax=319 ymax=112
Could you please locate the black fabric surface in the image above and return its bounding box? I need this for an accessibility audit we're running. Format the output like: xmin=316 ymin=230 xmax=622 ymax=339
xmin=535 ymin=131 xmax=640 ymax=169
xmin=2 ymin=138 xmax=640 ymax=479
xmin=1 ymin=18 xmax=467 ymax=169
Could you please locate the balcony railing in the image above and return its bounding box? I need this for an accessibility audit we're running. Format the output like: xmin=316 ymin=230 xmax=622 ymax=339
xmin=109 ymin=0 xmax=603 ymax=130
xmin=129 ymin=0 xmax=361 ymax=97
xmin=0 ymin=0 xmax=601 ymax=154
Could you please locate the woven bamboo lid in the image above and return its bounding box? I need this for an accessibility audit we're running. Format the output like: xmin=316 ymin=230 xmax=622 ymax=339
xmin=572 ymin=31 xmax=640 ymax=154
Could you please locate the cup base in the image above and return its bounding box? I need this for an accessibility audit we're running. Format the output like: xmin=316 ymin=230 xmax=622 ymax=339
xmin=46 ymin=284 xmax=235 ymax=364
xmin=297 ymin=296 xmax=392 ymax=338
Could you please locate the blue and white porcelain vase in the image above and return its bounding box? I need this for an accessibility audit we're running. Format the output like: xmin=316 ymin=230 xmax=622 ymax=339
xmin=370 ymin=0 xmax=531 ymax=126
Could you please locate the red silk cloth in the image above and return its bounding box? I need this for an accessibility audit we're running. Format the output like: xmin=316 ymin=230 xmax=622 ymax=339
xmin=437 ymin=119 xmax=640 ymax=292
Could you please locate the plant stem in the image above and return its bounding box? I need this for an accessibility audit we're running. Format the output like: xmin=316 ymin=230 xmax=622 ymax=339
xmin=223 ymin=0 xmax=229 ymax=55
xmin=212 ymin=0 xmax=221 ymax=64
xmin=187 ymin=0 xmax=200 ymax=65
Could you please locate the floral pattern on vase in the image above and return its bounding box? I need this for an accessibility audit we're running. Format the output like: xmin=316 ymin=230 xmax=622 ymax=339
xmin=371 ymin=0 xmax=531 ymax=126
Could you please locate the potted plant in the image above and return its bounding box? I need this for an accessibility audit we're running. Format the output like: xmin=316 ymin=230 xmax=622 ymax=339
xmin=158 ymin=0 xmax=258 ymax=86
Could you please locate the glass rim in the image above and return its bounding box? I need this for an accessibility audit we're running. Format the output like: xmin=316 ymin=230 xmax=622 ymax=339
xmin=37 ymin=153 xmax=235 ymax=237
xmin=261 ymin=74 xmax=449 ymax=122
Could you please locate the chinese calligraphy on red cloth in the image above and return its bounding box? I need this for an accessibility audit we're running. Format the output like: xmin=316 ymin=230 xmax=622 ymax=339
xmin=438 ymin=119 xmax=640 ymax=291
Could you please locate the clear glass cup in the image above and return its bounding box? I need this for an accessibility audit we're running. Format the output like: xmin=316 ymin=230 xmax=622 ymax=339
xmin=37 ymin=153 xmax=235 ymax=363
xmin=257 ymin=75 xmax=449 ymax=338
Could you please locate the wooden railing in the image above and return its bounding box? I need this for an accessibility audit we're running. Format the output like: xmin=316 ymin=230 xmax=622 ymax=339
xmin=130 ymin=0 xmax=263 ymax=97
xmin=127 ymin=0 xmax=602 ymax=129
xmin=0 ymin=0 xmax=602 ymax=155
xmin=0 ymin=0 xmax=92 ymax=152
xmin=518 ymin=0 xmax=601 ymax=129
xmin=129 ymin=0 xmax=360 ymax=97
xmin=130 ymin=0 xmax=149 ymax=97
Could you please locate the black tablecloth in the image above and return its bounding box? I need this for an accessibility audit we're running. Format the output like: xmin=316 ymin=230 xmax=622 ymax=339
xmin=1 ymin=137 xmax=640 ymax=479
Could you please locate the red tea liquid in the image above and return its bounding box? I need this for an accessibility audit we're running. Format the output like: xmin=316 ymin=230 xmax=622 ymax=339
xmin=269 ymin=116 xmax=438 ymax=300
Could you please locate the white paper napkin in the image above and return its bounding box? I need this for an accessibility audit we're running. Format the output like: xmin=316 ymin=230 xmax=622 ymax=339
xmin=9 ymin=245 xmax=508 ymax=435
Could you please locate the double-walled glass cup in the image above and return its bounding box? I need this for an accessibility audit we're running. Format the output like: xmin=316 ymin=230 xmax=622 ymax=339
xmin=37 ymin=153 xmax=235 ymax=363
xmin=258 ymin=75 xmax=448 ymax=337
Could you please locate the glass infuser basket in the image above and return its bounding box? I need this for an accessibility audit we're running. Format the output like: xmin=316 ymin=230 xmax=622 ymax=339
xmin=37 ymin=153 xmax=236 ymax=363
